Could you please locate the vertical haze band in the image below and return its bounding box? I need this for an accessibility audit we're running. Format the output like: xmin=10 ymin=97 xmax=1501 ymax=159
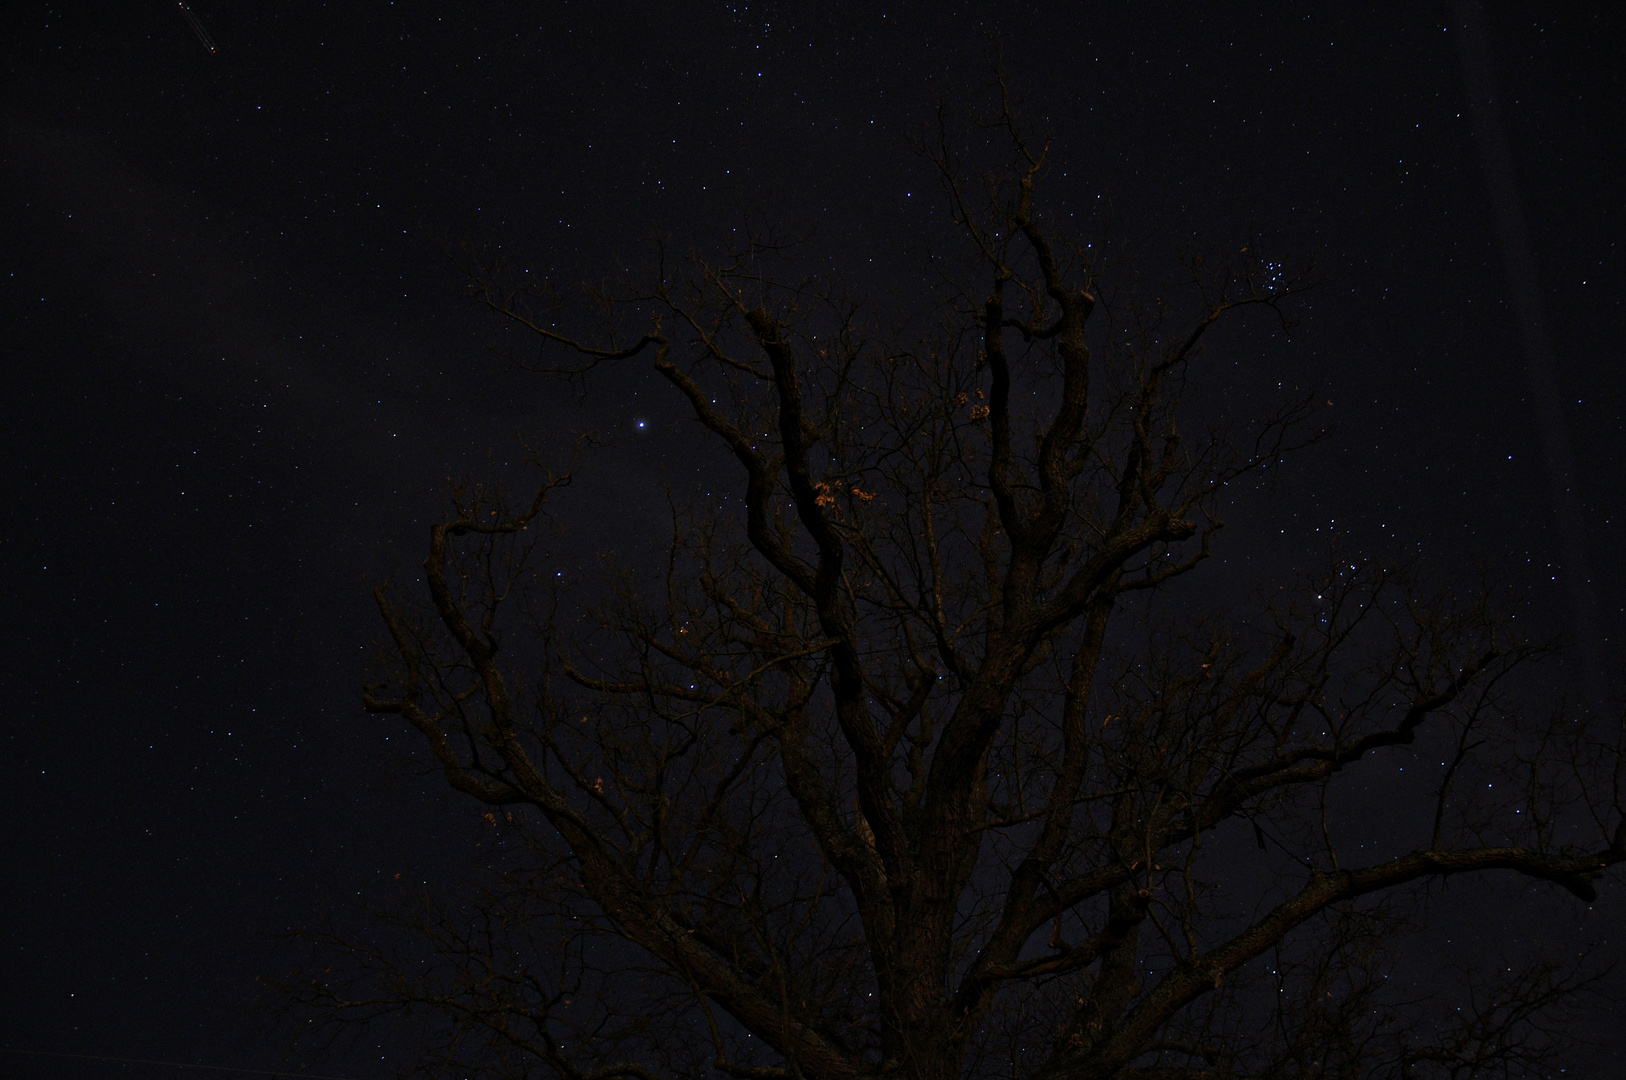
xmin=1450 ymin=0 xmax=1605 ymax=702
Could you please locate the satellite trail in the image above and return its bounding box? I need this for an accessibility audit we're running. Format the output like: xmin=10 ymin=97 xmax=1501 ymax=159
xmin=177 ymin=1 xmax=218 ymax=54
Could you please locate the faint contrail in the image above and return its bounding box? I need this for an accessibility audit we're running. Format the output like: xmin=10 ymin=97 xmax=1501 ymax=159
xmin=1450 ymin=0 xmax=1606 ymax=704
xmin=177 ymin=1 xmax=218 ymax=54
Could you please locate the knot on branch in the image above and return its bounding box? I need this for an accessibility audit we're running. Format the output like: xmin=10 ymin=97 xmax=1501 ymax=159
xmin=1164 ymin=517 xmax=1197 ymax=542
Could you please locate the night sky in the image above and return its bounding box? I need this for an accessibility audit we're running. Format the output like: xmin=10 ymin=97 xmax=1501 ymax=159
xmin=3 ymin=3 xmax=1624 ymax=1077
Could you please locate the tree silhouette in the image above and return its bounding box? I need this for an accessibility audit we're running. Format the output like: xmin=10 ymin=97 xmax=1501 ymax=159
xmin=292 ymin=94 xmax=1623 ymax=1080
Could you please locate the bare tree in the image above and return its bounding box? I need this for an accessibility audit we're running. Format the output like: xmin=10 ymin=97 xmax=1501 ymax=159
xmin=291 ymin=95 xmax=1624 ymax=1080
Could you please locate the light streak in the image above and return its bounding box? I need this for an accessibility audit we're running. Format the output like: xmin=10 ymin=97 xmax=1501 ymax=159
xmin=177 ymin=1 xmax=218 ymax=54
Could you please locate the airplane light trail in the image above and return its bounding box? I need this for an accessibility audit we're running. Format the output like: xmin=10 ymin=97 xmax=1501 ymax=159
xmin=177 ymin=1 xmax=217 ymax=54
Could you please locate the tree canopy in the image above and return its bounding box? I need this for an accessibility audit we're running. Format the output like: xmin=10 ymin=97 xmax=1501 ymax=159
xmin=294 ymin=96 xmax=1624 ymax=1080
